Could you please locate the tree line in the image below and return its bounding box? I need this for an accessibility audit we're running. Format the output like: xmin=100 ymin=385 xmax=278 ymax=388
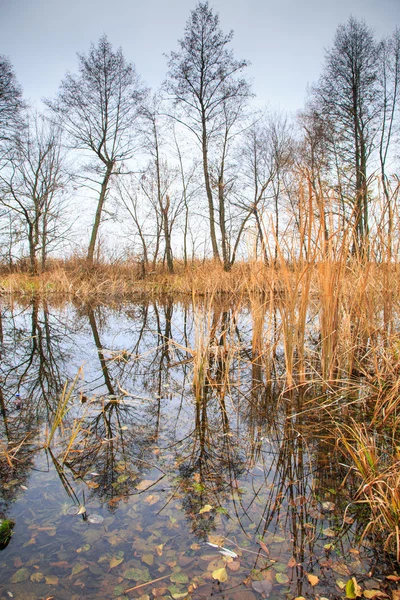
xmin=0 ymin=3 xmax=399 ymax=273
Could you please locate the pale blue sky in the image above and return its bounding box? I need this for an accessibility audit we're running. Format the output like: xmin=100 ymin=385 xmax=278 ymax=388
xmin=0 ymin=0 xmax=399 ymax=113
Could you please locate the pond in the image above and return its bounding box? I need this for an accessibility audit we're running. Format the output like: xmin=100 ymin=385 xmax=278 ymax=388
xmin=0 ymin=297 xmax=397 ymax=599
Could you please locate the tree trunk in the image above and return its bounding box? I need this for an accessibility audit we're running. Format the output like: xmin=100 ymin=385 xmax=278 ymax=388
xmin=201 ymin=112 xmax=220 ymax=260
xmin=28 ymin=222 xmax=38 ymax=275
xmin=218 ymin=174 xmax=230 ymax=271
xmin=87 ymin=162 xmax=113 ymax=264
xmin=163 ymin=196 xmax=174 ymax=274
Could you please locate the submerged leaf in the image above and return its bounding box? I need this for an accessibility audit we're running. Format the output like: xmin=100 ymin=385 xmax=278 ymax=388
xmin=71 ymin=563 xmax=87 ymax=576
xmin=212 ymin=567 xmax=228 ymax=582
xmin=123 ymin=567 xmax=150 ymax=581
xmin=10 ymin=568 xmax=30 ymax=583
xmin=199 ymin=504 xmax=213 ymax=514
xmin=275 ymin=572 xmax=289 ymax=584
xmin=156 ymin=544 xmax=164 ymax=556
xmin=170 ymin=572 xmax=189 ymax=584
xmin=109 ymin=556 xmax=124 ymax=569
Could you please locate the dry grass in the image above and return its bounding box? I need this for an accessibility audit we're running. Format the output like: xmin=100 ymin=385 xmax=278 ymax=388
xmin=337 ymin=421 xmax=400 ymax=560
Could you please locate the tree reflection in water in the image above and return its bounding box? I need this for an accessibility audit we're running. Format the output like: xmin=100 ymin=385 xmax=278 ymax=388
xmin=0 ymin=297 xmax=387 ymax=600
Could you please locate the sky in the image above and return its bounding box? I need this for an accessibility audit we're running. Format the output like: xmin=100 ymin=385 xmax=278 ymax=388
xmin=1 ymin=0 xmax=399 ymax=116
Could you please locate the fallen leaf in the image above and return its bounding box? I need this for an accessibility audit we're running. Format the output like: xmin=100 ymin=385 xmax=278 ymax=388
xmin=123 ymin=567 xmax=150 ymax=581
xmin=332 ymin=562 xmax=351 ymax=576
xmin=199 ymin=504 xmax=213 ymax=514
xmin=156 ymin=544 xmax=164 ymax=556
xmin=142 ymin=554 xmax=154 ymax=566
xmin=307 ymin=573 xmax=319 ymax=586
xmin=170 ymin=572 xmax=189 ymax=584
xmin=144 ymin=494 xmax=160 ymax=505
xmin=212 ymin=567 xmax=228 ymax=582
xmin=45 ymin=575 xmax=59 ymax=585
xmin=136 ymin=480 xmax=155 ymax=491
xmin=322 ymin=527 xmax=336 ymax=537
xmin=190 ymin=543 xmax=201 ymax=552
xmin=363 ymin=591 xmax=387 ymax=598
xmin=86 ymin=481 xmax=99 ymax=489
xmin=109 ymin=556 xmax=124 ymax=569
xmin=30 ymin=572 xmax=44 ymax=583
xmin=207 ymin=558 xmax=226 ymax=571
xmin=227 ymin=561 xmax=240 ymax=571
xmin=208 ymin=534 xmax=225 ymax=546
xmin=345 ymin=577 xmax=362 ymax=599
xmin=71 ymin=563 xmax=87 ymax=577
xmin=10 ymin=569 xmax=30 ymax=583
xmin=287 ymin=556 xmax=297 ymax=568
xmin=276 ymin=572 xmax=289 ymax=584
xmin=22 ymin=536 xmax=36 ymax=547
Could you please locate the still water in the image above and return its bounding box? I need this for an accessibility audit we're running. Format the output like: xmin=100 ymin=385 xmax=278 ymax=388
xmin=0 ymin=298 xmax=395 ymax=599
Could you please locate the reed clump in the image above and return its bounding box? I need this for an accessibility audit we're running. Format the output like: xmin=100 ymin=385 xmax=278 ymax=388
xmin=337 ymin=420 xmax=400 ymax=561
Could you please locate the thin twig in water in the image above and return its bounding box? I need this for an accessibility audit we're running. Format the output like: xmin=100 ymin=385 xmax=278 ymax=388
xmin=124 ymin=573 xmax=171 ymax=593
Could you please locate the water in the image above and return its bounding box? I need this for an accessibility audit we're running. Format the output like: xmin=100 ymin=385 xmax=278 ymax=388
xmin=0 ymin=298 xmax=396 ymax=599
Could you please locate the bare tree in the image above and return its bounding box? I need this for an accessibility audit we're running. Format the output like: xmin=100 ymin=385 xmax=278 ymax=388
xmin=46 ymin=35 xmax=147 ymax=264
xmin=377 ymin=28 xmax=400 ymax=258
xmin=141 ymin=96 xmax=177 ymax=274
xmin=0 ymin=56 xmax=24 ymax=146
xmin=115 ymin=173 xmax=160 ymax=273
xmin=311 ymin=17 xmax=380 ymax=254
xmin=172 ymin=124 xmax=199 ymax=267
xmin=166 ymin=2 xmax=251 ymax=263
xmin=241 ymin=112 xmax=294 ymax=264
xmin=0 ymin=114 xmax=68 ymax=273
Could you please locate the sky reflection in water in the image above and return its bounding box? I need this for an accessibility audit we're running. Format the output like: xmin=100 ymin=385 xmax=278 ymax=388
xmin=0 ymin=299 xmax=393 ymax=599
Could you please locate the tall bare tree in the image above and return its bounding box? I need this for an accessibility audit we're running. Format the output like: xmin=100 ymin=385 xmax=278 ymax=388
xmin=166 ymin=2 xmax=251 ymax=264
xmin=377 ymin=28 xmax=400 ymax=258
xmin=0 ymin=56 xmax=24 ymax=146
xmin=46 ymin=35 xmax=146 ymax=264
xmin=311 ymin=17 xmax=380 ymax=254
